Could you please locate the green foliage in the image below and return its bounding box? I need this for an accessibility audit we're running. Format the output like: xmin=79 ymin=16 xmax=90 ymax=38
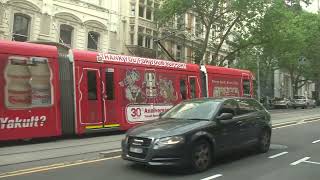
xmin=236 ymin=0 xmax=320 ymax=96
xmin=155 ymin=0 xmax=269 ymax=65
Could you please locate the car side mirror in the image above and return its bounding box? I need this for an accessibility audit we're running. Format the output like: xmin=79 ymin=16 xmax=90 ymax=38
xmin=217 ymin=113 xmax=234 ymax=121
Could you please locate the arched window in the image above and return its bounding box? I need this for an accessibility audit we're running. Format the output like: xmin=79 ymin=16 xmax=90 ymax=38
xmin=60 ymin=24 xmax=74 ymax=47
xmin=87 ymin=31 xmax=100 ymax=51
xmin=12 ymin=13 xmax=31 ymax=42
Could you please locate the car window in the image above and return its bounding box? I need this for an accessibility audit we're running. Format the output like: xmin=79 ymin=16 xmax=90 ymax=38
xmin=249 ymin=99 xmax=264 ymax=111
xmin=162 ymin=100 xmax=220 ymax=120
xmin=237 ymin=99 xmax=256 ymax=115
xmin=218 ymin=100 xmax=238 ymax=116
xmin=294 ymin=96 xmax=305 ymax=99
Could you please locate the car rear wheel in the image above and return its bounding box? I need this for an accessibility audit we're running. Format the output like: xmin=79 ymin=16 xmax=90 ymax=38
xmin=191 ymin=140 xmax=212 ymax=172
xmin=257 ymin=129 xmax=271 ymax=153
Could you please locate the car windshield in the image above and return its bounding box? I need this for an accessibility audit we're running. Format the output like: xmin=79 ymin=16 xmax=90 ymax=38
xmin=294 ymin=96 xmax=305 ymax=99
xmin=162 ymin=100 xmax=220 ymax=120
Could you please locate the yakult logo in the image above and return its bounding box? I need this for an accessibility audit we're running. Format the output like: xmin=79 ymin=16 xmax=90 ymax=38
xmin=0 ymin=116 xmax=47 ymax=129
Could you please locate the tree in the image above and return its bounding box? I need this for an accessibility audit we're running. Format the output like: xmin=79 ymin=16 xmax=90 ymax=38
xmin=236 ymin=0 xmax=320 ymax=97
xmin=155 ymin=0 xmax=269 ymax=65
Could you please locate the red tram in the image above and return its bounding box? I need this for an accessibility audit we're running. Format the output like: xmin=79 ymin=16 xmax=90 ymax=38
xmin=0 ymin=40 xmax=254 ymax=141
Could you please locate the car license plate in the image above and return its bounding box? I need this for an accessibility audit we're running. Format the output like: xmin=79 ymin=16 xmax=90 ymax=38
xmin=129 ymin=147 xmax=143 ymax=154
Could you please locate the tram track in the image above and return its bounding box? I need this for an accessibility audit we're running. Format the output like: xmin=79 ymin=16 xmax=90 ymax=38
xmin=0 ymin=139 xmax=122 ymax=157
xmin=0 ymin=147 xmax=121 ymax=168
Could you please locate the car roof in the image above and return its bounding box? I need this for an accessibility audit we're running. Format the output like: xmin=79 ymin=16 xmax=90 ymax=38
xmin=183 ymin=97 xmax=256 ymax=103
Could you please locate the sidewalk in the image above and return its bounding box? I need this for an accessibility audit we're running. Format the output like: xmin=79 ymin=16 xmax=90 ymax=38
xmin=1 ymin=111 xmax=320 ymax=168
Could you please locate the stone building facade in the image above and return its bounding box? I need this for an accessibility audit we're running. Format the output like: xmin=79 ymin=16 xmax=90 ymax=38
xmin=0 ymin=0 xmax=121 ymax=53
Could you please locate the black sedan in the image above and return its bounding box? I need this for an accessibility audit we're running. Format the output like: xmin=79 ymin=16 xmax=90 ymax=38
xmin=122 ymin=98 xmax=272 ymax=172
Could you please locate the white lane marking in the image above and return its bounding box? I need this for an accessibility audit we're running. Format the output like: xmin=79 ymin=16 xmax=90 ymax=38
xmin=273 ymin=118 xmax=320 ymax=129
xmin=268 ymin=151 xmax=288 ymax=159
xmin=312 ymin=139 xmax=320 ymax=144
xmin=290 ymin=157 xmax=310 ymax=166
xmin=305 ymin=160 xmax=320 ymax=165
xmin=201 ymin=174 xmax=223 ymax=180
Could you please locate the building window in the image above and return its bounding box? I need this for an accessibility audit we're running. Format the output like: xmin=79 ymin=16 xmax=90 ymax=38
xmin=139 ymin=5 xmax=144 ymax=18
xmin=153 ymin=31 xmax=158 ymax=38
xmin=130 ymin=34 xmax=135 ymax=45
xmin=130 ymin=25 xmax=135 ymax=32
xmin=138 ymin=34 xmax=144 ymax=46
xmin=196 ymin=17 xmax=203 ymax=37
xmin=187 ymin=13 xmax=193 ymax=32
xmin=138 ymin=26 xmax=144 ymax=32
xmin=177 ymin=15 xmax=185 ymax=29
xmin=147 ymin=0 xmax=153 ymax=6
xmin=12 ymin=14 xmax=30 ymax=42
xmin=176 ymin=45 xmax=183 ymax=61
xmin=60 ymin=24 xmax=73 ymax=47
xmin=146 ymin=28 xmax=152 ymax=35
xmin=131 ymin=4 xmax=135 ymax=16
xmin=146 ymin=8 xmax=152 ymax=20
xmin=87 ymin=31 xmax=100 ymax=51
xmin=145 ymin=36 xmax=151 ymax=49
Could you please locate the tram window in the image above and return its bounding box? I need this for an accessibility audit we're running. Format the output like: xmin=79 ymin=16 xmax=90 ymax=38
xmin=243 ymin=80 xmax=251 ymax=97
xmin=180 ymin=79 xmax=187 ymax=100
xmin=87 ymin=71 xmax=97 ymax=100
xmin=190 ymin=77 xmax=196 ymax=98
xmin=105 ymin=69 xmax=114 ymax=100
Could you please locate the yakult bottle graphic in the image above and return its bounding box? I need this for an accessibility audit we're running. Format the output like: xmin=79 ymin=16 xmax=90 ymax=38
xmin=30 ymin=57 xmax=52 ymax=106
xmin=5 ymin=56 xmax=32 ymax=108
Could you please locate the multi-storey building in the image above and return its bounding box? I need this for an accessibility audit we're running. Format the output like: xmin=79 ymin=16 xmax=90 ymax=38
xmin=120 ymin=0 xmax=159 ymax=59
xmin=120 ymin=0 xmax=229 ymax=64
xmin=0 ymin=0 xmax=121 ymax=53
xmin=0 ymin=0 xmax=230 ymax=64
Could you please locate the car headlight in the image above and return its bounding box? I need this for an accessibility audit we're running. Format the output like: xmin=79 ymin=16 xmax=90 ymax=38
xmin=153 ymin=136 xmax=184 ymax=149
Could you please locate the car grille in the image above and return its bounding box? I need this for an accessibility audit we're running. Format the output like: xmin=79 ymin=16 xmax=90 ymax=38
xmin=127 ymin=136 xmax=152 ymax=159
xmin=128 ymin=136 xmax=152 ymax=147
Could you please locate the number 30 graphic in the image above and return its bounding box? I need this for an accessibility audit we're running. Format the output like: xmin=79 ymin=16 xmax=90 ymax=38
xmin=131 ymin=108 xmax=142 ymax=117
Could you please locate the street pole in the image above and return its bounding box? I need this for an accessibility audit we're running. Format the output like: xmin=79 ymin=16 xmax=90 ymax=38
xmin=257 ymin=57 xmax=261 ymax=102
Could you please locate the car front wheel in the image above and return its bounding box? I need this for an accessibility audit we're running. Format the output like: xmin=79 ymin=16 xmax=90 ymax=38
xmin=191 ymin=140 xmax=212 ymax=172
xmin=257 ymin=129 xmax=271 ymax=153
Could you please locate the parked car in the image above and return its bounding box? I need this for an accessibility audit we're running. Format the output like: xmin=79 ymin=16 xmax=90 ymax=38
xmin=272 ymin=97 xmax=293 ymax=109
xmin=121 ymin=98 xmax=272 ymax=172
xmin=292 ymin=96 xmax=316 ymax=109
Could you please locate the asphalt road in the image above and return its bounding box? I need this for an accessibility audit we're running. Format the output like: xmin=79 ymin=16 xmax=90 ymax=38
xmin=1 ymin=118 xmax=320 ymax=180
xmin=1 ymin=107 xmax=319 ymax=170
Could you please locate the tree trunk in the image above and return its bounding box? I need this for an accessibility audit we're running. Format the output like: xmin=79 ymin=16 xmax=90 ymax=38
xmin=196 ymin=25 xmax=211 ymax=65
xmin=211 ymin=15 xmax=241 ymax=66
xmin=289 ymin=71 xmax=297 ymax=96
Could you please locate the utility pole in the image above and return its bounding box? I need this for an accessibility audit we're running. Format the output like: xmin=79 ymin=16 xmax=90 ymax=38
xmin=257 ymin=57 xmax=261 ymax=102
